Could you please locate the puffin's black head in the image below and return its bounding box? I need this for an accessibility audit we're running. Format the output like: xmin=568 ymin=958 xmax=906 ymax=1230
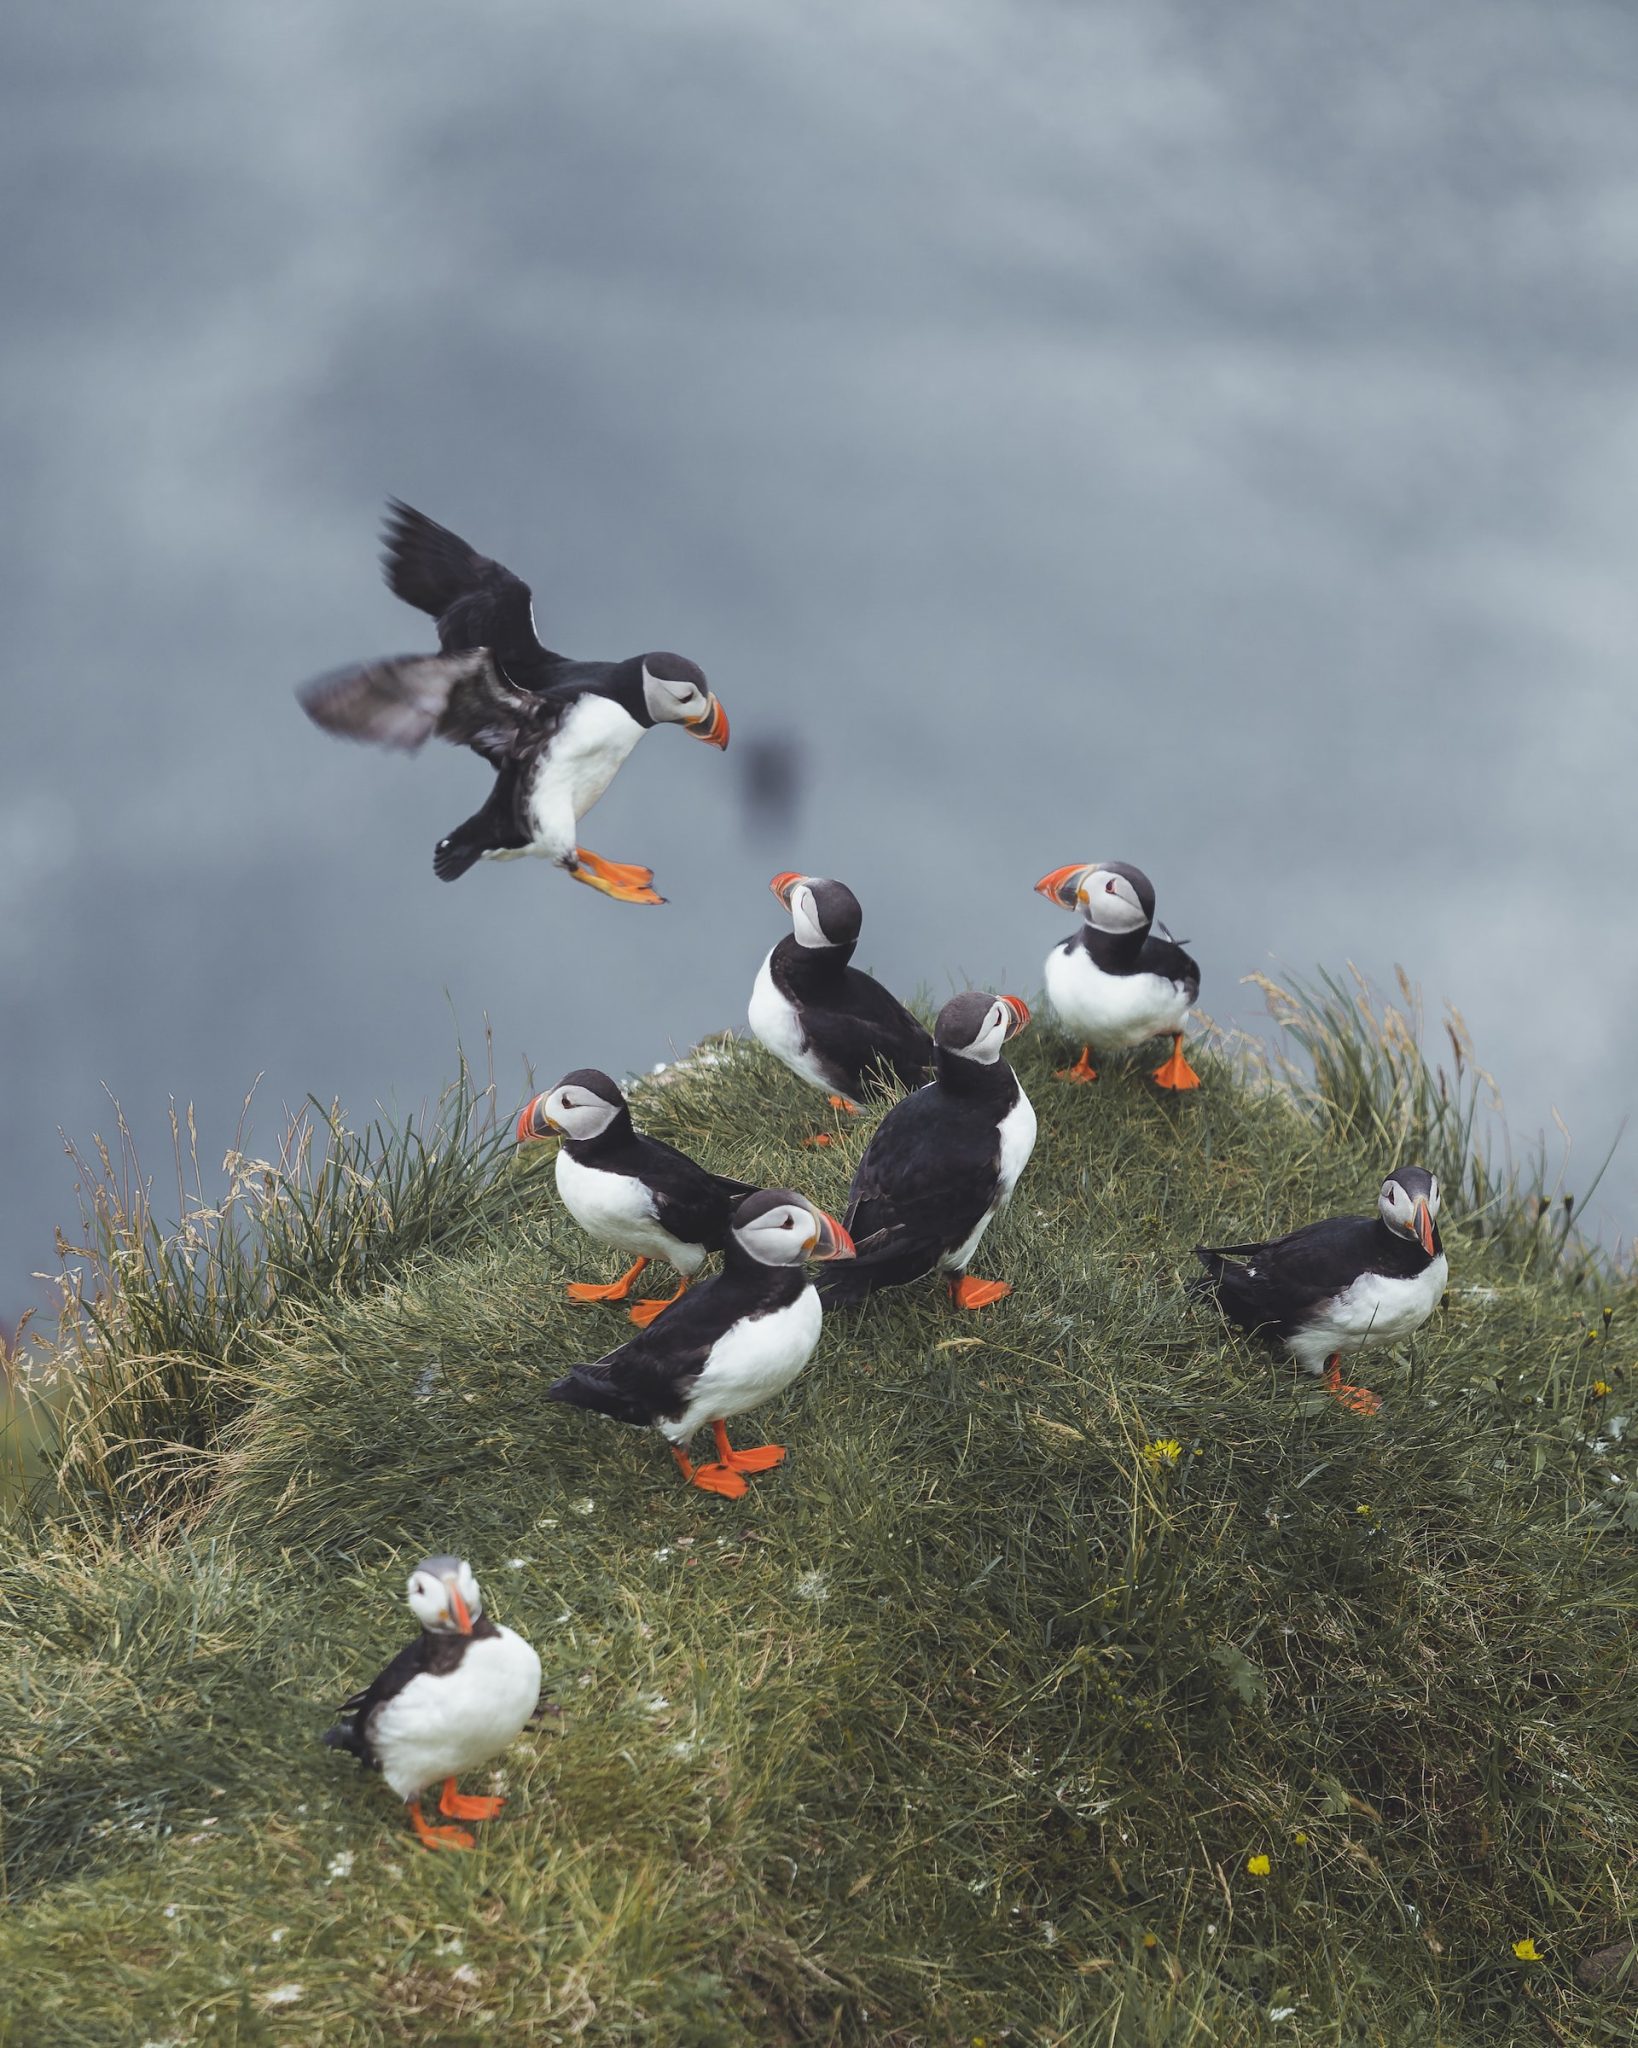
xmin=639 ymin=653 xmax=728 ymax=748
xmin=768 ymin=872 xmax=863 ymax=950
xmin=934 ymin=991 xmax=1031 ymax=1066
xmin=728 ymin=1187 xmax=855 ymax=1265
xmin=1034 ymin=860 xmax=1156 ymax=935
xmin=406 ymin=1554 xmax=482 ymax=1636
xmin=1379 ymin=1165 xmax=1440 ymax=1256
xmin=517 ymin=1068 xmax=627 ymax=1145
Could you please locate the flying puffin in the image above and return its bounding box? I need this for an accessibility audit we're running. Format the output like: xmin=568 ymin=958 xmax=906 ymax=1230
xmin=322 ymin=1554 xmax=542 ymax=1851
xmin=1034 ymin=861 xmax=1202 ymax=1088
xmin=517 ymin=1068 xmax=757 ymax=1327
xmin=296 ymin=500 xmax=728 ymax=904
xmin=747 ymin=872 xmax=933 ymax=1142
xmin=818 ymin=991 xmax=1036 ymax=1311
xmin=546 ymin=1187 xmax=854 ymax=1498
xmin=1191 ymin=1166 xmax=1447 ymax=1414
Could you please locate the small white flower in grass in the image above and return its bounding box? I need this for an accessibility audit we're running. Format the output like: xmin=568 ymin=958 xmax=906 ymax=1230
xmin=639 ymin=1693 xmax=670 ymax=1713
xmin=1269 ymin=2009 xmax=1298 ymax=2024
xmin=163 ymin=1904 xmax=180 ymax=1920
xmin=795 ymin=1569 xmax=828 ymax=1602
xmin=653 ymin=1547 xmax=673 ymax=1561
xmin=260 ymin=1985 xmax=304 ymax=2008
xmin=670 ymin=1738 xmax=697 ymax=1759
xmin=507 ymin=1558 xmax=528 ymax=1570
xmin=268 ymin=1928 xmax=287 ymax=1946
xmin=572 ymin=1498 xmax=595 ymax=1516
xmin=452 ymin=1964 xmax=481 ymax=1986
xmin=536 ymin=1516 xmax=559 ymax=1530
xmin=327 ymin=1850 xmax=354 ymax=1880
xmin=1041 ymin=1922 xmax=1059 ymax=1948
xmin=434 ymin=1936 xmax=464 ymax=1957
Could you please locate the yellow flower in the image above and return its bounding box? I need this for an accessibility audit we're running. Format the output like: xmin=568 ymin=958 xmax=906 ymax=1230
xmin=1142 ymin=1438 xmax=1182 ymax=1468
xmin=1511 ymin=1937 xmax=1542 ymax=1961
xmin=1246 ymin=1853 xmax=1271 ymax=1877
xmin=1591 ymin=1380 xmax=1612 ymax=1398
xmin=1293 ymin=1831 xmax=1309 ymax=1846
xmin=1355 ymin=1503 xmax=1372 ymax=1517
xmin=1142 ymin=1931 xmax=1158 ymax=1949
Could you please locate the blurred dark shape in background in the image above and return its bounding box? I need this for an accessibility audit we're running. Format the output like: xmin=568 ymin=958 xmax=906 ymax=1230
xmin=739 ymin=733 xmax=805 ymax=840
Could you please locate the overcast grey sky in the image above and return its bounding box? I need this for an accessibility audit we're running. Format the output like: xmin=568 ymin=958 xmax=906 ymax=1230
xmin=4 ymin=0 xmax=1636 ymax=1312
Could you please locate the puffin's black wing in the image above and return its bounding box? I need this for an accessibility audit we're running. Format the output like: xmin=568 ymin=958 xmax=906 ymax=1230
xmin=546 ymin=1280 xmax=736 ymax=1427
xmin=321 ymin=1634 xmax=432 ymax=1769
xmin=818 ymin=1088 xmax=997 ymax=1303
xmin=636 ymin=1137 xmax=759 ymax=1253
xmin=382 ymin=500 xmax=561 ymax=667
xmin=1192 ymin=1214 xmax=1381 ymax=1337
xmin=818 ymin=971 xmax=935 ymax=1097
xmin=1135 ymin=931 xmax=1201 ymax=1002
xmin=297 ymin=649 xmax=566 ymax=768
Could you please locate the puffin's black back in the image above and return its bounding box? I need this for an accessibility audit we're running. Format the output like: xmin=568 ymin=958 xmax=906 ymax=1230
xmin=818 ymin=1050 xmax=1019 ymax=1304
xmin=1072 ymin=922 xmax=1201 ymax=996
xmin=768 ymin=936 xmax=933 ymax=1098
xmin=564 ymin=1109 xmax=757 ymax=1255
xmin=1192 ymin=1211 xmax=1442 ymax=1342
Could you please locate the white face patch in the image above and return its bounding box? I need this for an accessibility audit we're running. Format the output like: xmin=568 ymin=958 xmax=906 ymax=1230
xmin=642 ymin=662 xmax=707 ymax=726
xmin=405 ymin=1560 xmax=483 ymax=1633
xmin=789 ymin=885 xmax=831 ymax=950
xmin=1081 ymin=868 xmax=1150 ymax=935
xmin=736 ymin=1201 xmax=818 ymax=1264
xmin=1378 ymin=1173 xmax=1440 ymax=1240
xmin=951 ymin=1001 xmax=1011 ymax=1065
xmin=547 ymin=1086 xmax=622 ymax=1142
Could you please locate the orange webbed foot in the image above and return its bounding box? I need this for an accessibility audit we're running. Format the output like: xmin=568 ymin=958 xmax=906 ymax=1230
xmin=948 ymin=1275 xmax=1012 ymax=1310
xmin=565 ymin=1257 xmax=648 ymax=1305
xmin=711 ymin=1420 xmax=786 ymax=1473
xmin=1323 ymin=1359 xmax=1383 ymax=1417
xmin=570 ymin=849 xmax=665 ymax=905
xmin=671 ymin=1446 xmax=749 ymax=1498
xmin=1055 ymin=1047 xmax=1099 ymax=1083
xmin=440 ymin=1780 xmax=506 ymax=1822
xmin=827 ymin=1095 xmax=862 ymax=1115
xmin=628 ymin=1280 xmax=688 ymax=1329
xmin=801 ymin=1132 xmax=835 ymax=1147
xmin=1151 ymin=1034 xmax=1202 ymax=1091
xmin=408 ymin=1799 xmax=475 ymax=1851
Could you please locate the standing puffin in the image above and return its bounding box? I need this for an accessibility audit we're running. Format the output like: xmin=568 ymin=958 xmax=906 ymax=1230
xmin=322 ymin=1554 xmax=542 ymax=1851
xmin=546 ymin=1188 xmax=854 ymax=1498
xmin=818 ymin=991 xmax=1036 ymax=1311
xmin=296 ymin=500 xmax=728 ymax=903
xmin=1191 ymin=1166 xmax=1446 ymax=1414
xmin=747 ymin=872 xmax=933 ymax=1142
xmin=517 ymin=1068 xmax=756 ymax=1327
xmin=1035 ymin=861 xmax=1201 ymax=1088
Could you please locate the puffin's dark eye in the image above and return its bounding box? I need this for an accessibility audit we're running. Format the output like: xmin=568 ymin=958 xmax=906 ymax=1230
xmin=780 ymin=1215 xmax=794 ymax=1229
xmin=1105 ymin=879 xmax=1117 ymax=893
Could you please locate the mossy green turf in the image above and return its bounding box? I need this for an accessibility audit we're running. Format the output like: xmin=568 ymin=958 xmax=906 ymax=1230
xmin=2 ymin=1028 xmax=1635 ymax=2046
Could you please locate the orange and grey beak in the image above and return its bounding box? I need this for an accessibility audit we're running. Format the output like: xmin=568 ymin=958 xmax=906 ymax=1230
xmin=1000 ymin=995 xmax=1031 ymax=1038
xmin=769 ymin=870 xmax=805 ymax=907
xmin=806 ymin=1209 xmax=856 ymax=1261
xmin=516 ymin=1093 xmax=559 ymax=1145
xmin=1034 ymin=864 xmax=1093 ymax=910
xmin=687 ymin=694 xmax=729 ymax=749
xmin=1413 ymin=1200 xmax=1436 ymax=1257
xmin=444 ymin=1577 xmax=474 ymax=1635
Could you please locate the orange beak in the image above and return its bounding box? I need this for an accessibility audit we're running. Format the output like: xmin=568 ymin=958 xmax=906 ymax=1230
xmin=687 ymin=694 xmax=729 ymax=749
xmin=1000 ymin=995 xmax=1031 ymax=1038
xmin=446 ymin=1581 xmax=474 ymax=1635
xmin=516 ymin=1094 xmax=558 ymax=1145
xmin=1413 ymin=1200 xmax=1436 ymax=1257
xmin=807 ymin=1209 xmax=856 ymax=1261
xmin=1035 ymin=864 xmax=1093 ymax=910
xmin=769 ymin=870 xmax=805 ymax=907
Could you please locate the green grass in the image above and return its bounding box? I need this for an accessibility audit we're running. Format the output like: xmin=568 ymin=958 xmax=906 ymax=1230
xmin=2 ymin=977 xmax=1634 ymax=2046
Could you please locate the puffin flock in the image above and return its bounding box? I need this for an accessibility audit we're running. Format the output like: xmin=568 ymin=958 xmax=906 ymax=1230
xmin=302 ymin=501 xmax=1448 ymax=1847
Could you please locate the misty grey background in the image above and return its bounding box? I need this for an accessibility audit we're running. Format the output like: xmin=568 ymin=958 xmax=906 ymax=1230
xmin=4 ymin=0 xmax=1636 ymax=1319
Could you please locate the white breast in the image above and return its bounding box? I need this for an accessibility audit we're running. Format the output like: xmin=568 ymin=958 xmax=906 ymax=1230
xmin=662 ymin=1285 xmax=824 ymax=1444
xmin=1043 ymin=941 xmax=1193 ymax=1051
xmin=555 ymin=1149 xmax=707 ymax=1275
xmin=524 ymin=695 xmax=646 ymax=861
xmin=748 ymin=950 xmax=840 ymax=1094
xmin=371 ymin=1626 xmax=543 ymax=1801
xmin=1287 ymin=1253 xmax=1448 ymax=1375
xmin=942 ymin=1084 xmax=1038 ymax=1274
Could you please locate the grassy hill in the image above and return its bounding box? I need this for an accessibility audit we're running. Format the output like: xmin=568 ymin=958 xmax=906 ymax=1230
xmin=2 ymin=974 xmax=1634 ymax=2046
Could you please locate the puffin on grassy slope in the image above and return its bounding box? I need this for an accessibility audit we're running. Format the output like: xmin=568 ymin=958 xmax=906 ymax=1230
xmin=1035 ymin=861 xmax=1201 ymax=1088
xmin=296 ymin=501 xmax=728 ymax=904
xmin=322 ymin=1555 xmax=541 ymax=1851
xmin=748 ymin=872 xmax=933 ymax=1140
xmin=517 ymin=1068 xmax=756 ymax=1327
xmin=546 ymin=1188 xmax=854 ymax=1498
xmin=817 ymin=991 xmax=1036 ymax=1311
xmin=1192 ymin=1166 xmax=1447 ymax=1415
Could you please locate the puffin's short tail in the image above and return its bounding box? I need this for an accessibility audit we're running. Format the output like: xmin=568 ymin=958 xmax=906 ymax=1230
xmin=816 ymin=1235 xmax=937 ymax=1307
xmin=321 ymin=1717 xmax=367 ymax=1764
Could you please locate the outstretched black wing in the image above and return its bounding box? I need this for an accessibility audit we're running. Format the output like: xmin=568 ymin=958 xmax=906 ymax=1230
xmin=297 ymin=649 xmax=567 ymax=768
xmin=383 ymin=500 xmax=562 ymax=670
